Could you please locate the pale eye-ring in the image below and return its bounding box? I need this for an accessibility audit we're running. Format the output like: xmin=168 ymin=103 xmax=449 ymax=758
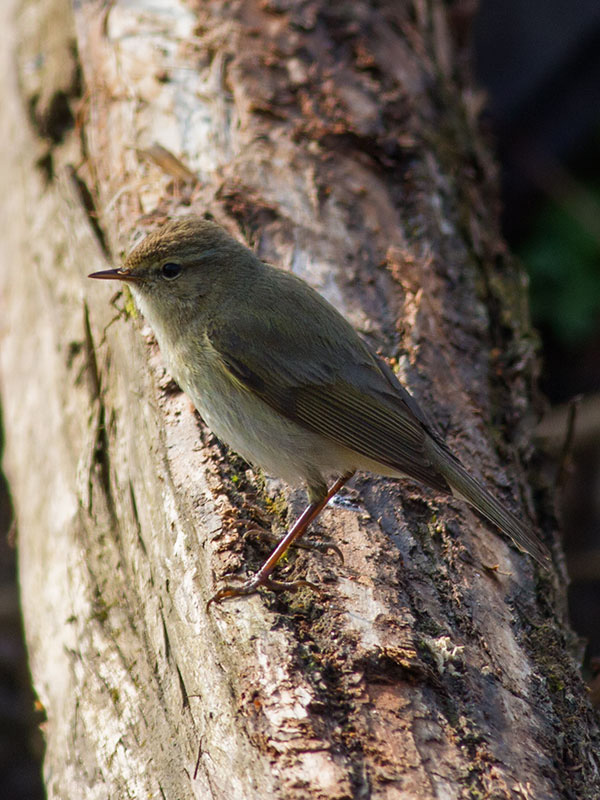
xmin=161 ymin=262 xmax=182 ymax=280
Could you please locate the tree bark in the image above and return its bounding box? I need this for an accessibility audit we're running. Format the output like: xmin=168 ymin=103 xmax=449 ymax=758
xmin=1 ymin=0 xmax=599 ymax=798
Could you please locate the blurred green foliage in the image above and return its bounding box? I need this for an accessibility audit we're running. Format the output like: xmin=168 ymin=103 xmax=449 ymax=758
xmin=522 ymin=187 xmax=600 ymax=345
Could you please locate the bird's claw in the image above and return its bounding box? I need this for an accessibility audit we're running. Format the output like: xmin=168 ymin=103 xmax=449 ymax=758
xmin=301 ymin=540 xmax=344 ymax=563
xmin=207 ymin=574 xmax=321 ymax=610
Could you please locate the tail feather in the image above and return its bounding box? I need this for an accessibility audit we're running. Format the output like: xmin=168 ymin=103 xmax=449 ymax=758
xmin=427 ymin=440 xmax=551 ymax=567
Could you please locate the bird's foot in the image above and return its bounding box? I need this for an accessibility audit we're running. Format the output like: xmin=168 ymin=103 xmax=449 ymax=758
xmin=207 ymin=573 xmax=321 ymax=609
xmin=242 ymin=527 xmax=344 ymax=563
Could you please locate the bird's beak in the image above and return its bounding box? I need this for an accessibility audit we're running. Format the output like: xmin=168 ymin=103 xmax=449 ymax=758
xmin=88 ymin=268 xmax=139 ymax=283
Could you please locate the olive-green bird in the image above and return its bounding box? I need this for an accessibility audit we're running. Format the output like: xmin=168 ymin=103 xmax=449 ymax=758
xmin=89 ymin=216 xmax=550 ymax=603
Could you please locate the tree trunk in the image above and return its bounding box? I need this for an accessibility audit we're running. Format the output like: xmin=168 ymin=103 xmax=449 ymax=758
xmin=2 ymin=0 xmax=599 ymax=798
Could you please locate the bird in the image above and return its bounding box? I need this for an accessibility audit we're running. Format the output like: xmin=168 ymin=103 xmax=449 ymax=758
xmin=89 ymin=215 xmax=551 ymax=603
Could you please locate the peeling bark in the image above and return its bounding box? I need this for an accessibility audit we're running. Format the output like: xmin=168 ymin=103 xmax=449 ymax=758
xmin=1 ymin=1 xmax=599 ymax=799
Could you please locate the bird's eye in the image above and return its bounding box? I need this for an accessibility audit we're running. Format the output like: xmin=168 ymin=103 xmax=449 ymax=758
xmin=161 ymin=262 xmax=182 ymax=280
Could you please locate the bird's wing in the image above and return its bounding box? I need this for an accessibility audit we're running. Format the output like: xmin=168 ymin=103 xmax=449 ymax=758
xmin=205 ymin=310 xmax=450 ymax=493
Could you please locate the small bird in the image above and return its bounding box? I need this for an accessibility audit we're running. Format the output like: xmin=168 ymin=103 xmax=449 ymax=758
xmin=89 ymin=215 xmax=550 ymax=603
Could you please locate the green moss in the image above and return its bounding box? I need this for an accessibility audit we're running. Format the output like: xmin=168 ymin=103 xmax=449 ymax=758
xmin=123 ymin=287 xmax=138 ymax=318
xmin=263 ymin=491 xmax=288 ymax=522
xmin=91 ymin=589 xmax=109 ymax=624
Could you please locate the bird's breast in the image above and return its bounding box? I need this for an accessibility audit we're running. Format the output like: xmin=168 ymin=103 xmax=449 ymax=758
xmin=168 ymin=335 xmax=359 ymax=489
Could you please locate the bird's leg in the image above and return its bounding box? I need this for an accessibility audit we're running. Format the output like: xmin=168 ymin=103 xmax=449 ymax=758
xmin=207 ymin=471 xmax=354 ymax=607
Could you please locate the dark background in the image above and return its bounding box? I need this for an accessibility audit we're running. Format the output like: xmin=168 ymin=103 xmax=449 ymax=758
xmin=474 ymin=0 xmax=600 ymax=667
xmin=2 ymin=1 xmax=600 ymax=796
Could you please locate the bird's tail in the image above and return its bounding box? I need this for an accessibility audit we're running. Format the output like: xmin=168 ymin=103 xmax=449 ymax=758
xmin=427 ymin=439 xmax=551 ymax=567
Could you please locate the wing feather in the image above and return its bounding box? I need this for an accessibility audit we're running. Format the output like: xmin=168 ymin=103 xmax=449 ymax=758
xmin=206 ymin=306 xmax=450 ymax=493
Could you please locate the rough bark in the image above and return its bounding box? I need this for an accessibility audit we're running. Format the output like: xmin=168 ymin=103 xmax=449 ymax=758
xmin=1 ymin=0 xmax=599 ymax=798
